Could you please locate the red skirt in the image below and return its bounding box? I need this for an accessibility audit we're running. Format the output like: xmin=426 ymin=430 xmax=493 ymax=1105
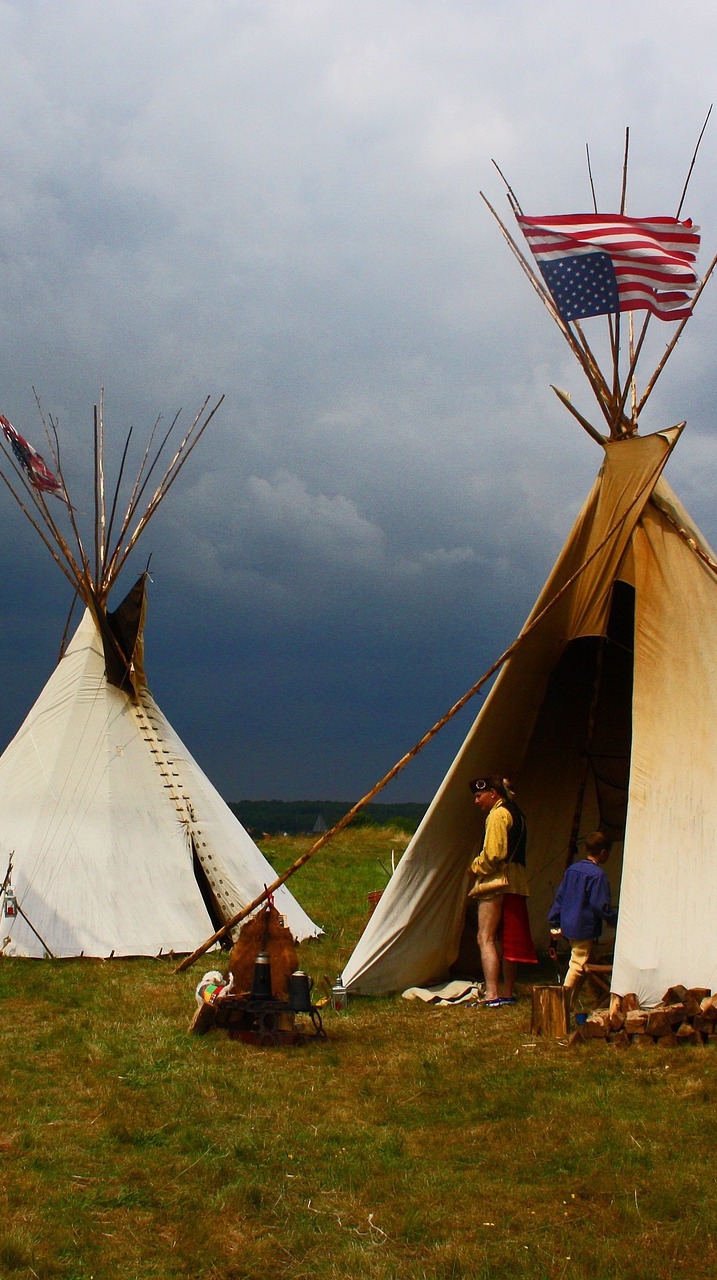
xmin=501 ymin=894 xmax=537 ymax=964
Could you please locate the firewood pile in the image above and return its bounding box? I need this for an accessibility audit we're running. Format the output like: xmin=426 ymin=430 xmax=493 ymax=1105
xmin=577 ymin=984 xmax=717 ymax=1047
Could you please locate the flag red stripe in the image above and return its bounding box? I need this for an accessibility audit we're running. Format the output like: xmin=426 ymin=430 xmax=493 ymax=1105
xmin=516 ymin=210 xmax=701 ymax=322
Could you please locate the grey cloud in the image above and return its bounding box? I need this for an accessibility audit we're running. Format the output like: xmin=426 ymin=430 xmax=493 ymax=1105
xmin=0 ymin=2 xmax=716 ymax=801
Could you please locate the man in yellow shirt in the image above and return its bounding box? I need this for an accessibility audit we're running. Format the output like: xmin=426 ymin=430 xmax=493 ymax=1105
xmin=470 ymin=776 xmax=536 ymax=1006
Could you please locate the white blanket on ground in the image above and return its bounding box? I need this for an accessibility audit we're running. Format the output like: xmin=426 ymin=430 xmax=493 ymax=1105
xmin=402 ymin=980 xmax=481 ymax=1005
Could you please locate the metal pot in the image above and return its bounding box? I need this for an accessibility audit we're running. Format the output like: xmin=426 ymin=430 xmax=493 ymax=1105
xmin=287 ymin=970 xmax=313 ymax=1012
xmin=251 ymin=951 xmax=273 ymax=1000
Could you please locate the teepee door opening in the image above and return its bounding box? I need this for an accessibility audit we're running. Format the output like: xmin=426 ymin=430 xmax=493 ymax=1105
xmin=518 ymin=579 xmax=635 ymax=931
xmin=452 ymin=581 xmax=636 ymax=980
xmin=191 ymin=834 xmax=228 ymax=937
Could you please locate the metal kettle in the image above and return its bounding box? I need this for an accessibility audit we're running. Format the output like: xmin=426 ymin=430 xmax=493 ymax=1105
xmin=287 ymin=970 xmax=313 ymax=1012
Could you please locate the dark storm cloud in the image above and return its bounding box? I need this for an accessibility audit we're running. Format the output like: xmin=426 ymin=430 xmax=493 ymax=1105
xmin=0 ymin=1 xmax=716 ymax=801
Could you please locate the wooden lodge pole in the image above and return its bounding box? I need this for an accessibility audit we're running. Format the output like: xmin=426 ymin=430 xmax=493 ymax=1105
xmin=175 ymin=449 xmax=677 ymax=974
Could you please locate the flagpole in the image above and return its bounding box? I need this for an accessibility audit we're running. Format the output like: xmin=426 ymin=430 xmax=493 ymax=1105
xmin=636 ymin=248 xmax=717 ymax=416
xmin=676 ymin=105 xmax=712 ymax=220
xmin=609 ymin=128 xmax=631 ymax=436
xmin=480 ymin=194 xmax=615 ymax=432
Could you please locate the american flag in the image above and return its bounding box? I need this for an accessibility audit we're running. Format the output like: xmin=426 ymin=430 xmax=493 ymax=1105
xmin=517 ymin=213 xmax=700 ymax=322
xmin=0 ymin=414 xmax=67 ymax=500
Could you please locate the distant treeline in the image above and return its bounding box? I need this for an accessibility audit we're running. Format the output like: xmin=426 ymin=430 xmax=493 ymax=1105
xmin=229 ymin=800 xmax=428 ymax=836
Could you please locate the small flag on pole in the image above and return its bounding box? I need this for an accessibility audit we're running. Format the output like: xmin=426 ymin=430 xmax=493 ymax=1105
xmin=517 ymin=213 xmax=700 ymax=322
xmin=0 ymin=414 xmax=68 ymax=501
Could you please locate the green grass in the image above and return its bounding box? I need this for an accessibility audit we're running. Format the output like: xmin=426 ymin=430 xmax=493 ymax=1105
xmin=229 ymin=799 xmax=427 ymax=835
xmin=0 ymin=827 xmax=715 ymax=1279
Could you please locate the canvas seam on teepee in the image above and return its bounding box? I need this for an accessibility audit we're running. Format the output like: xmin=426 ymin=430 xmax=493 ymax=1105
xmin=134 ymin=693 xmax=245 ymax=923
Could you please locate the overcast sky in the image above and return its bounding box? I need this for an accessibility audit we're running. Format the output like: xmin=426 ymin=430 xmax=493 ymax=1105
xmin=0 ymin=1 xmax=716 ymax=802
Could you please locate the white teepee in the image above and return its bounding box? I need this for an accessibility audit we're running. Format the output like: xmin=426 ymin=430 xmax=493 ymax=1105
xmin=0 ymin=398 xmax=319 ymax=956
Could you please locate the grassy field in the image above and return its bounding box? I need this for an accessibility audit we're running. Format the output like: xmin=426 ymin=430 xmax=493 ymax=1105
xmin=0 ymin=826 xmax=715 ymax=1280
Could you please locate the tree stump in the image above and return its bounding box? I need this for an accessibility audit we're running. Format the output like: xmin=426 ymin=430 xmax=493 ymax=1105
xmin=531 ymin=985 xmax=570 ymax=1038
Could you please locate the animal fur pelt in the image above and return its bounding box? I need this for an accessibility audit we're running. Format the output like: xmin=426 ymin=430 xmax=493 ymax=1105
xmin=227 ymin=904 xmax=298 ymax=1001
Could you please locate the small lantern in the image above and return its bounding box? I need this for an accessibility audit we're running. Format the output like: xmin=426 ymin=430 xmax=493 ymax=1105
xmin=331 ymin=975 xmax=348 ymax=1012
xmin=4 ymin=886 xmax=17 ymax=919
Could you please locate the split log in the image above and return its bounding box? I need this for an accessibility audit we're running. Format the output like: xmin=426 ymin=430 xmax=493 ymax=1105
xmin=574 ymin=983 xmax=717 ymax=1049
xmin=625 ymin=1009 xmax=649 ymax=1034
xmin=609 ymin=1007 xmax=626 ymax=1032
xmin=531 ymin=985 xmax=570 ymax=1038
xmin=684 ymin=996 xmax=701 ymax=1018
xmin=609 ymin=992 xmax=622 ymax=1018
xmin=585 ymin=1010 xmax=610 ymax=1038
xmin=700 ymin=996 xmax=717 ymax=1019
xmin=676 ymin=1023 xmax=704 ymax=1046
xmin=661 ymin=1002 xmax=686 ymax=1026
xmin=660 ymin=986 xmax=707 ymax=1016
xmin=646 ymin=1010 xmax=676 ymax=1037
xmin=662 ymin=984 xmax=689 ymax=1005
xmin=676 ymin=1021 xmax=696 ymax=1035
xmin=189 ymin=1000 xmax=218 ymax=1036
xmin=608 ymin=1029 xmax=630 ymax=1047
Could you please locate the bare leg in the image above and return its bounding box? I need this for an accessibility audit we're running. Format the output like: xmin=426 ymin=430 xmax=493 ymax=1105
xmin=502 ymin=959 xmax=518 ymax=999
xmin=477 ymin=897 xmax=504 ymax=1001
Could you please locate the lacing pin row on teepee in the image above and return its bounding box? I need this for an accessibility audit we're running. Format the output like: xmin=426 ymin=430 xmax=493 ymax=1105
xmin=132 ymin=691 xmax=243 ymax=924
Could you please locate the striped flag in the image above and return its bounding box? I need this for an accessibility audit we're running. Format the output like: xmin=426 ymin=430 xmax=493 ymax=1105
xmin=517 ymin=213 xmax=700 ymax=322
xmin=0 ymin=414 xmax=68 ymax=501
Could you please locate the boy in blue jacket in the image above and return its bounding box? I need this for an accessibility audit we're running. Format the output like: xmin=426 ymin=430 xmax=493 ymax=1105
xmin=548 ymin=831 xmax=618 ymax=1002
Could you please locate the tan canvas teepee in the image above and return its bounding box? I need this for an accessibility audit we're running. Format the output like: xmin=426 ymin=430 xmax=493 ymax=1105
xmin=343 ymin=424 xmax=717 ymax=1005
xmin=343 ymin=140 xmax=717 ymax=1007
xmin=0 ymin=397 xmax=319 ymax=957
